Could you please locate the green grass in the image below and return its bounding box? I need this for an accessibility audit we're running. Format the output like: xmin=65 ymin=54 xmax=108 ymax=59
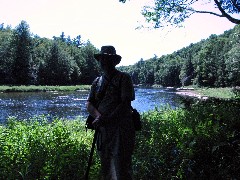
xmin=195 ymin=87 xmax=237 ymax=99
xmin=0 ymin=85 xmax=91 ymax=92
xmin=179 ymin=86 xmax=239 ymax=99
xmin=0 ymin=116 xmax=100 ymax=179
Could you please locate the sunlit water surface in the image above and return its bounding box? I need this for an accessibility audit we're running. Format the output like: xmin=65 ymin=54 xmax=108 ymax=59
xmin=0 ymin=88 xmax=181 ymax=123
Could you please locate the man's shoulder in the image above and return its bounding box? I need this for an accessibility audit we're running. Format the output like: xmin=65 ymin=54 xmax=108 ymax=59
xmin=117 ymin=71 xmax=131 ymax=79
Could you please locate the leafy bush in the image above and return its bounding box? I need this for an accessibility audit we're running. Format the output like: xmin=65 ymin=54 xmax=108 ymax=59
xmin=0 ymin=116 xmax=100 ymax=179
xmin=0 ymin=99 xmax=239 ymax=179
xmin=133 ymin=99 xmax=240 ymax=179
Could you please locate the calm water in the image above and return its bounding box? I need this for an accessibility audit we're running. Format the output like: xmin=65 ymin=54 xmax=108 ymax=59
xmin=0 ymin=88 xmax=181 ymax=123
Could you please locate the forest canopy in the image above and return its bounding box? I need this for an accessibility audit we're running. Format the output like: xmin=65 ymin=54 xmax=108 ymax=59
xmin=0 ymin=21 xmax=101 ymax=85
xmin=118 ymin=24 xmax=240 ymax=87
xmin=0 ymin=21 xmax=239 ymax=87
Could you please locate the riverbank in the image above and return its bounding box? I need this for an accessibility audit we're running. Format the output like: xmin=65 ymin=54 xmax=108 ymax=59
xmin=0 ymin=85 xmax=91 ymax=93
xmin=176 ymin=88 xmax=208 ymax=99
xmin=0 ymin=85 xmax=238 ymax=100
xmin=136 ymin=84 xmax=239 ymax=99
xmin=175 ymin=87 xmax=238 ymax=99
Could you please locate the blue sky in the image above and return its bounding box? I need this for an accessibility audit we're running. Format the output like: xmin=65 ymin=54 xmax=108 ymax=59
xmin=0 ymin=0 xmax=236 ymax=66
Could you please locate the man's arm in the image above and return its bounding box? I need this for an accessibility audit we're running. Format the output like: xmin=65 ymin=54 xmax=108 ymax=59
xmin=86 ymin=101 xmax=101 ymax=118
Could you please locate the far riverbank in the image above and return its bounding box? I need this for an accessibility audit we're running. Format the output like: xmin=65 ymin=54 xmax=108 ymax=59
xmin=0 ymin=85 xmax=90 ymax=93
xmin=175 ymin=87 xmax=239 ymax=99
xmin=0 ymin=85 xmax=239 ymax=100
xmin=136 ymin=84 xmax=239 ymax=99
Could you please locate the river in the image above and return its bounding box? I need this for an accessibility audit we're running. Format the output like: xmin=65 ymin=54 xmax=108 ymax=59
xmin=0 ymin=88 xmax=181 ymax=123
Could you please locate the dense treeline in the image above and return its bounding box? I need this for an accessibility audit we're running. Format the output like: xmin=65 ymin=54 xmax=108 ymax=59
xmin=1 ymin=21 xmax=239 ymax=87
xmin=118 ymin=25 xmax=240 ymax=87
xmin=0 ymin=21 xmax=101 ymax=85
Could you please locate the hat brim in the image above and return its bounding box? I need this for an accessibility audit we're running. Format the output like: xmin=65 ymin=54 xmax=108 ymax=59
xmin=94 ymin=54 xmax=122 ymax=65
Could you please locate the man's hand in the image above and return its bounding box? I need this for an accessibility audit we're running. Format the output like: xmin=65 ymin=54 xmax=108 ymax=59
xmin=92 ymin=116 xmax=102 ymax=130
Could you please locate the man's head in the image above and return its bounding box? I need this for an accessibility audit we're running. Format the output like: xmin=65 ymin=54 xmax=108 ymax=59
xmin=94 ymin=46 xmax=121 ymax=66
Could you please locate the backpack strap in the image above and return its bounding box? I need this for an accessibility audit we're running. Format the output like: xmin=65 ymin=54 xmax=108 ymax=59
xmin=94 ymin=74 xmax=116 ymax=106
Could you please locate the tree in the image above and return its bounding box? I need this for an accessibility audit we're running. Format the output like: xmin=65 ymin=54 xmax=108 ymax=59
xmin=180 ymin=57 xmax=194 ymax=86
xmin=44 ymin=42 xmax=73 ymax=85
xmin=79 ymin=42 xmax=100 ymax=84
xmin=120 ymin=0 xmax=240 ymax=27
xmin=225 ymin=24 xmax=240 ymax=86
xmin=72 ymin=35 xmax=83 ymax=47
xmin=225 ymin=46 xmax=240 ymax=86
xmin=11 ymin=21 xmax=33 ymax=85
xmin=0 ymin=27 xmax=14 ymax=84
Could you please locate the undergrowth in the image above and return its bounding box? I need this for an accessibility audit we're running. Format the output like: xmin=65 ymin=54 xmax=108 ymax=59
xmin=0 ymin=99 xmax=239 ymax=179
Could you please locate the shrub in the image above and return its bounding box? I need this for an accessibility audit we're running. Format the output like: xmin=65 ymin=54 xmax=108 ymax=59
xmin=0 ymin=116 xmax=99 ymax=179
xmin=133 ymin=100 xmax=240 ymax=179
xmin=0 ymin=99 xmax=239 ymax=179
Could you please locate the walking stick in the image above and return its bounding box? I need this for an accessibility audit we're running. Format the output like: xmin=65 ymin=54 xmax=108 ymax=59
xmin=85 ymin=130 xmax=98 ymax=180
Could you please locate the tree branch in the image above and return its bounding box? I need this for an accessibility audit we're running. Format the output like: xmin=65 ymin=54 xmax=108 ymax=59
xmin=188 ymin=8 xmax=224 ymax=17
xmin=214 ymin=0 xmax=240 ymax=24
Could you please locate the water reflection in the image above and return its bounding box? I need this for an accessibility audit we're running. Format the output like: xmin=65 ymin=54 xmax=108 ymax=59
xmin=0 ymin=91 xmax=89 ymax=123
xmin=0 ymin=88 xmax=181 ymax=123
xmin=132 ymin=88 xmax=180 ymax=112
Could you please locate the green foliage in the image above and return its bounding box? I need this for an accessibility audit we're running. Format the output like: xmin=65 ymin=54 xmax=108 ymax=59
xmin=225 ymin=45 xmax=240 ymax=86
xmin=0 ymin=22 xmax=100 ymax=86
xmin=118 ymin=25 xmax=240 ymax=88
xmin=140 ymin=0 xmax=240 ymax=28
xmin=78 ymin=42 xmax=101 ymax=84
xmin=0 ymin=117 xmax=99 ymax=179
xmin=133 ymin=100 xmax=240 ymax=179
xmin=1 ymin=21 xmax=239 ymax=87
xmin=0 ymin=100 xmax=239 ymax=179
xmin=43 ymin=42 xmax=72 ymax=85
xmin=11 ymin=21 xmax=33 ymax=85
xmin=0 ymin=27 xmax=13 ymax=84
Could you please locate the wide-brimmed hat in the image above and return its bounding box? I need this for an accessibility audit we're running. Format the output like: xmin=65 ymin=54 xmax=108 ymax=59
xmin=94 ymin=46 xmax=122 ymax=65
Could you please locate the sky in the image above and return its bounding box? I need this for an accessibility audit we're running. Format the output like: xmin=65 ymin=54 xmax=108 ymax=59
xmin=0 ymin=0 xmax=236 ymax=66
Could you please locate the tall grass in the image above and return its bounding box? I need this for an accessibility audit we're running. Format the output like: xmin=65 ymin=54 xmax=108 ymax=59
xmin=0 ymin=116 xmax=100 ymax=179
xmin=195 ymin=87 xmax=238 ymax=99
xmin=0 ymin=99 xmax=239 ymax=179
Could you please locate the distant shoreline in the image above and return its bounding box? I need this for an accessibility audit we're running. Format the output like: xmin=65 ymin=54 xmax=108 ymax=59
xmin=175 ymin=89 xmax=208 ymax=100
xmin=0 ymin=85 xmax=91 ymax=93
xmin=0 ymin=85 xmax=238 ymax=100
xmin=134 ymin=85 xmax=238 ymax=99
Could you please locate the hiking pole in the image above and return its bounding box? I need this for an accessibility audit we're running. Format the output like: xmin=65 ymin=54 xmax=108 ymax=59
xmin=85 ymin=130 xmax=98 ymax=180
